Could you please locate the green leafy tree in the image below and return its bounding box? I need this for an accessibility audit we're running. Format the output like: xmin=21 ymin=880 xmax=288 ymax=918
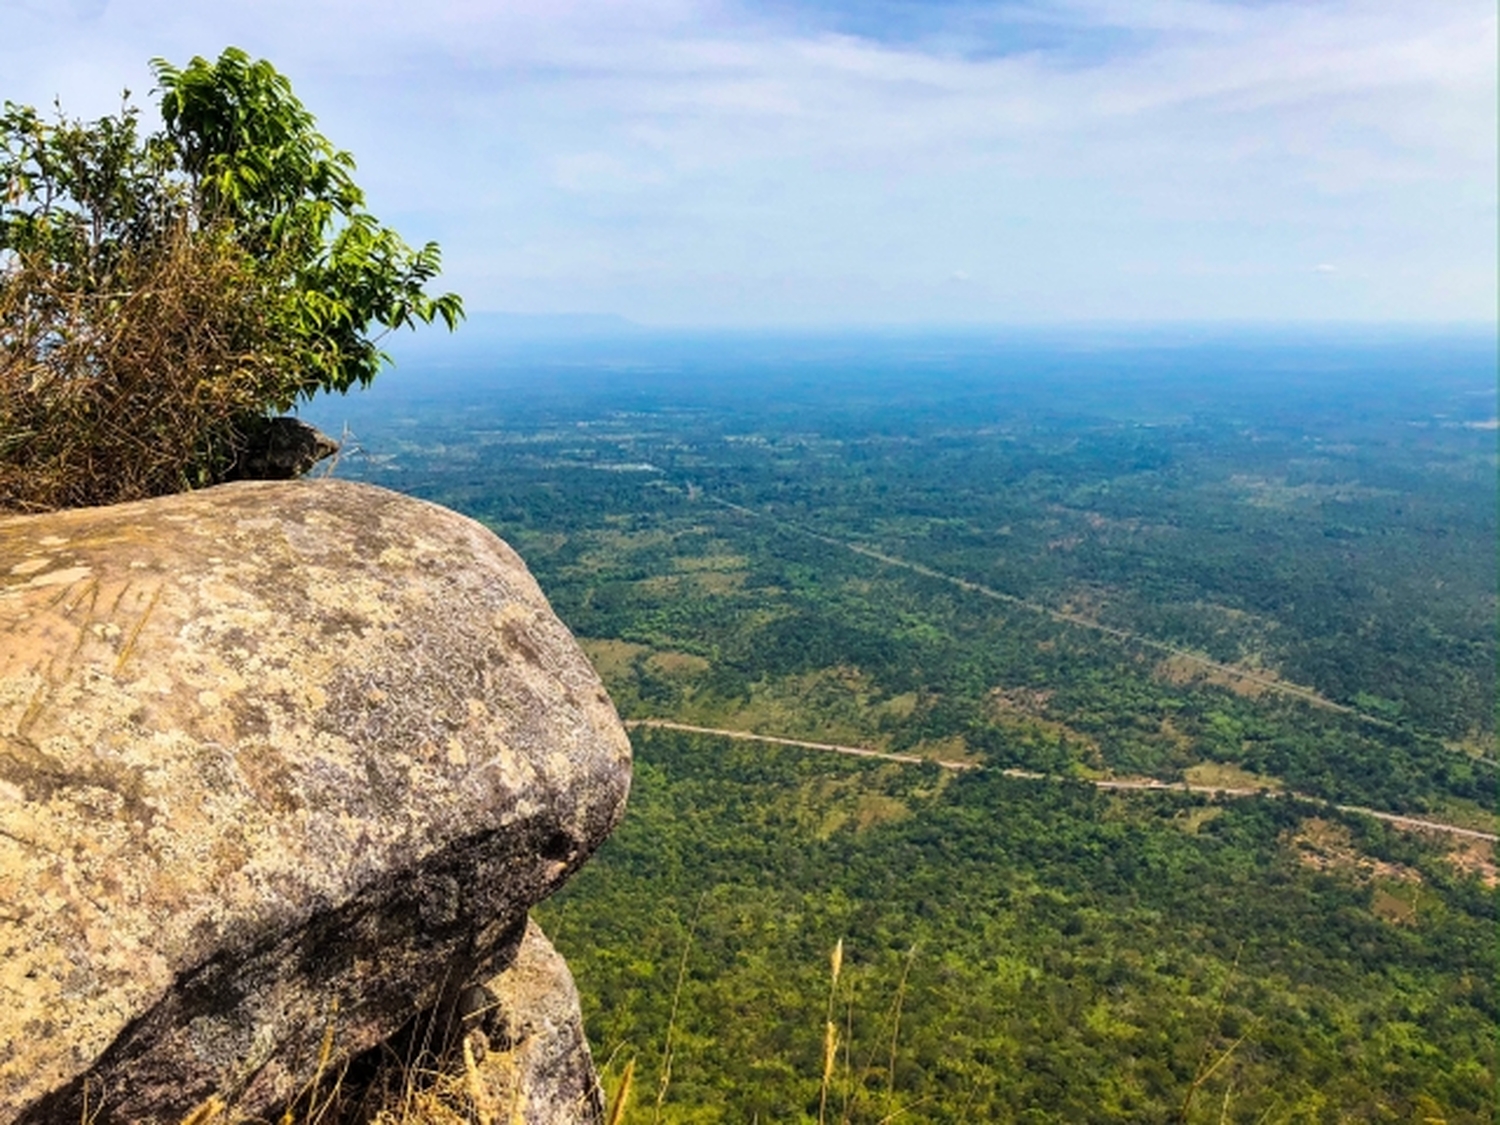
xmin=153 ymin=48 xmax=462 ymax=403
xmin=0 ymin=47 xmax=461 ymax=510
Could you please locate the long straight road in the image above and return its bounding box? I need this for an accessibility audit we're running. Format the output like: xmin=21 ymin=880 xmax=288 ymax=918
xmin=624 ymin=719 xmax=1498 ymax=843
xmin=709 ymin=498 xmax=1353 ymax=715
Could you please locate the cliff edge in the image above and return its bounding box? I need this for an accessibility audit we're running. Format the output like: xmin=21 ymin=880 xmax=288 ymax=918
xmin=0 ymin=480 xmax=630 ymax=1123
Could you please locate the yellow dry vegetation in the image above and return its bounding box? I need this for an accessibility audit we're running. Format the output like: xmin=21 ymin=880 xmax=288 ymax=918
xmin=817 ymin=792 xmax=912 ymax=839
xmin=577 ymin=638 xmax=712 ymax=687
xmin=874 ymin=692 xmax=918 ymax=720
xmin=1284 ymin=818 xmax=1422 ymax=886
xmin=645 ymin=650 xmax=711 ymax=676
xmin=1172 ymin=806 xmax=1224 ymax=835
xmin=1154 ymin=654 xmax=1277 ymax=699
xmin=682 ymin=666 xmax=892 ymax=751
xmin=1443 ymin=838 xmax=1497 ymax=888
xmin=1370 ymin=885 xmax=1421 ymax=927
xmin=1422 ymin=796 xmax=1500 ymax=836
xmin=694 ymin=570 xmax=745 ymax=595
xmin=576 ymin=638 xmax=649 ymax=686
xmin=569 ymin=527 xmax=674 ymax=572
xmin=672 ymin=552 xmax=748 ymax=572
xmin=1230 ymin=474 xmax=1396 ymax=509
xmin=634 ymin=574 xmax=683 ymax=597
xmin=1054 ymin=584 xmax=1111 ymax=618
xmin=1182 ymin=761 xmax=1283 ymax=792
xmin=173 ymin=1033 xmax=522 ymax=1125
xmin=986 ymin=686 xmax=1102 ymax=765
xmin=1155 ymin=715 xmax=1196 ymax=762
xmin=1445 ymin=732 xmax=1498 ymax=762
xmin=986 ymin=686 xmax=1054 ymax=716
xmin=907 ymin=734 xmax=980 ymax=767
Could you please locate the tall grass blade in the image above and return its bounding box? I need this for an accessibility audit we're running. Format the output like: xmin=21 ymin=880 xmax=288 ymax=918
xmin=607 ymin=1059 xmax=636 ymax=1125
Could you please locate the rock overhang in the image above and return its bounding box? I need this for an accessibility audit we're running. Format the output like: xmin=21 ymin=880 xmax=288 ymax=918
xmin=0 ymin=479 xmax=631 ymax=1123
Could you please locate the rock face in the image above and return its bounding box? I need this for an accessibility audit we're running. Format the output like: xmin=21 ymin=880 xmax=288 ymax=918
xmin=232 ymin=416 xmax=341 ymax=481
xmin=460 ymin=919 xmax=605 ymax=1124
xmin=0 ymin=480 xmax=631 ymax=1124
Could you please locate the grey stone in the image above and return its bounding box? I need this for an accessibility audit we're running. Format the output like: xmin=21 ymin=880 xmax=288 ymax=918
xmin=0 ymin=480 xmax=630 ymax=1123
xmin=460 ymin=918 xmax=605 ymax=1125
xmin=233 ymin=416 xmax=340 ymax=480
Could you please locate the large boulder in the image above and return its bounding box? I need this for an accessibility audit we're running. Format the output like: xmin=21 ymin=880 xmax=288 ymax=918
xmin=0 ymin=480 xmax=631 ymax=1123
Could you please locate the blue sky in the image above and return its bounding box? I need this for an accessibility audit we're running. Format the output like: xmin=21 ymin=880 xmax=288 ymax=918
xmin=2 ymin=0 xmax=1494 ymax=326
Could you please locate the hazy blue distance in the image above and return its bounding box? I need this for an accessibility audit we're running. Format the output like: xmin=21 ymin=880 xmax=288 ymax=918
xmin=302 ymin=323 xmax=1500 ymax=442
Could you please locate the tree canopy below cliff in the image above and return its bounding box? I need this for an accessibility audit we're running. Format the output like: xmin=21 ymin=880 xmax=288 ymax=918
xmin=308 ymin=327 xmax=1497 ymax=1122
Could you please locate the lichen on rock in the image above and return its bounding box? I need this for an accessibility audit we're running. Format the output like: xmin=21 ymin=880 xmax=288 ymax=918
xmin=439 ymin=918 xmax=605 ymax=1125
xmin=0 ymin=480 xmax=630 ymax=1124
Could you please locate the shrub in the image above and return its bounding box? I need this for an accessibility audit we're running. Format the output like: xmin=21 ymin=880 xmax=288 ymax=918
xmin=0 ymin=48 xmax=462 ymax=512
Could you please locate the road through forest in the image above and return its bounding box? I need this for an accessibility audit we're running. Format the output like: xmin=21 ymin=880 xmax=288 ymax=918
xmin=624 ymin=719 xmax=1498 ymax=843
xmin=709 ymin=499 xmax=1500 ymax=771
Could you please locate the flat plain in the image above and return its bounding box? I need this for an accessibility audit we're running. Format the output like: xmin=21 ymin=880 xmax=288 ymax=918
xmin=308 ymin=328 xmax=1497 ymax=1122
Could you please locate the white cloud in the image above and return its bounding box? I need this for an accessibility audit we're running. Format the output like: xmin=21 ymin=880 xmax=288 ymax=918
xmin=0 ymin=0 xmax=1493 ymax=323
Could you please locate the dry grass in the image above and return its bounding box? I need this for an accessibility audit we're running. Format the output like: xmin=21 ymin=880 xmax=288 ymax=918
xmin=985 ymin=687 xmax=1102 ymax=768
xmin=576 ymin=639 xmax=651 ymax=684
xmin=174 ymin=931 xmax=1059 ymax=1125
xmin=817 ymin=938 xmax=937 ymax=1125
xmin=818 ymin=939 xmax=843 ymax=1125
xmin=643 ymin=651 xmax=711 ymax=677
xmin=0 ymin=227 xmax=288 ymax=513
xmin=585 ymin=926 xmax=932 ymax=1125
xmin=165 ymin=1000 xmax=526 ymax=1125
xmin=1284 ymin=818 xmax=1422 ymax=886
xmin=1181 ymin=762 xmax=1282 ymax=792
xmin=1443 ymin=837 xmax=1497 ymax=888
xmin=1154 ymin=654 xmax=1276 ymax=700
xmin=602 ymin=1059 xmax=633 ymax=1125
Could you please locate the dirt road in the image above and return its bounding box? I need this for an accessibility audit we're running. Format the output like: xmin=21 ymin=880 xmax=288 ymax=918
xmin=623 ymin=719 xmax=1498 ymax=843
xmin=710 ymin=499 xmax=1355 ymax=717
